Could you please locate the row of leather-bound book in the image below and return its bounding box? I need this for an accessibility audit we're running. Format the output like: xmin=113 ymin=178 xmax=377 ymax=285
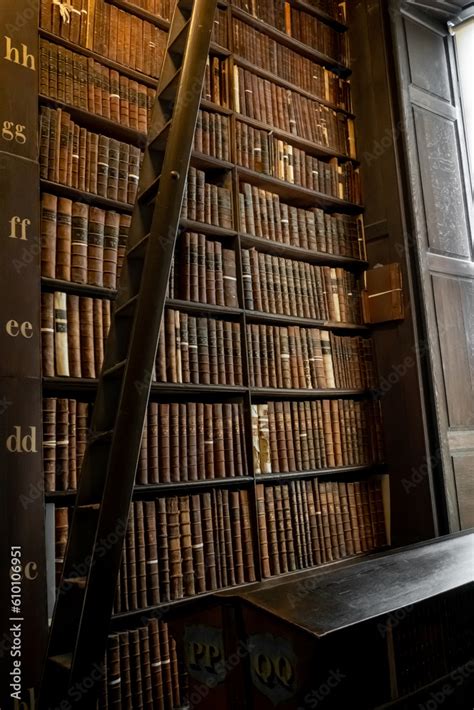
xmin=54 ymin=490 xmax=257 ymax=608
xmin=41 ymin=193 xmax=130 ymax=290
xmin=40 ymin=39 xmax=155 ymax=133
xmin=54 ymin=476 xmax=385 ymax=606
xmin=99 ymin=619 xmax=184 ymax=709
xmin=241 ymin=249 xmax=362 ymax=323
xmin=156 ymin=318 xmax=375 ymax=390
xmin=233 ymin=66 xmax=354 ymax=157
xmin=181 ymin=168 xmax=233 ymax=229
xmin=41 ymin=288 xmax=367 ymax=382
xmin=40 ymin=0 xmax=167 ymax=77
xmin=239 ymin=183 xmax=363 ymax=256
xmin=252 ymin=399 xmax=384 ymax=474
xmin=43 ymin=398 xmax=249 ymax=491
xmin=232 ymin=18 xmax=351 ymax=110
xmin=247 ymin=324 xmax=376 ymax=390
xmin=40 ymin=39 xmax=228 ymax=137
xmin=231 ymin=0 xmax=348 ymax=63
xmin=43 ymin=395 xmax=383 ymax=492
xmin=237 ymin=125 xmax=361 ymax=203
xmin=257 ymin=477 xmax=386 ymax=577
xmin=155 ymin=310 xmax=243 ymax=386
xmin=40 ymin=107 xmax=142 ymax=203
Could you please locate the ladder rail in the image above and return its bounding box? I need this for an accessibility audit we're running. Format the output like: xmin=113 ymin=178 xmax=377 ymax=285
xmin=73 ymin=0 xmax=217 ymax=678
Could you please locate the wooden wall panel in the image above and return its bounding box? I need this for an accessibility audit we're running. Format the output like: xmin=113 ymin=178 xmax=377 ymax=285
xmin=390 ymin=0 xmax=474 ymax=531
xmin=348 ymin=0 xmax=439 ymax=545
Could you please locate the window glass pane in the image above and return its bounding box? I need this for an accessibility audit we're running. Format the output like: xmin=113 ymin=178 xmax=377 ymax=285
xmin=455 ymin=19 xmax=474 ymax=195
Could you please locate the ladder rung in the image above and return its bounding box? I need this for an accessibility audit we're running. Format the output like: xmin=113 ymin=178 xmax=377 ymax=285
xmin=102 ymin=359 xmax=128 ymax=379
xmin=49 ymin=654 xmax=72 ymax=671
xmin=114 ymin=295 xmax=139 ymax=319
xmin=138 ymin=175 xmax=161 ymax=205
xmin=127 ymin=233 xmax=150 ymax=260
xmin=78 ymin=504 xmax=100 ymax=511
xmin=149 ymin=119 xmax=172 ymax=151
xmin=159 ymin=67 xmax=182 ymax=102
xmin=63 ymin=577 xmax=87 ymax=590
xmin=169 ymin=19 xmax=191 ymax=56
xmin=88 ymin=430 xmax=113 ymax=446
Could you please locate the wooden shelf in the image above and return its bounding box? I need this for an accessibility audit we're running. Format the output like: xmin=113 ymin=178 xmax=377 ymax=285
xmin=179 ymin=218 xmax=237 ymax=238
xmin=178 ymin=216 xmax=235 ymax=234
xmin=191 ymin=151 xmax=234 ymax=171
xmin=40 ymin=180 xmax=134 ymax=214
xmin=39 ymin=95 xmax=147 ymax=147
xmin=135 ymin=477 xmax=253 ymax=495
xmin=44 ymin=491 xmax=77 ymax=504
xmin=230 ymin=7 xmax=350 ymax=76
xmin=288 ymin=0 xmax=348 ymax=32
xmin=40 ymin=281 xmax=243 ymax=318
xmin=237 ymin=166 xmax=363 ymax=214
xmin=235 ymin=113 xmax=357 ymax=164
xmin=166 ymin=298 xmax=242 ymax=317
xmin=43 ymin=377 xmax=247 ymax=397
xmin=45 ymin=476 xmax=253 ymax=506
xmin=210 ymin=41 xmax=231 ymax=58
xmin=110 ymin=580 xmax=261 ymax=628
xmin=256 ymin=464 xmax=383 ymax=483
xmin=152 ymin=382 xmax=247 ymax=395
xmin=239 ymin=233 xmax=367 ymax=269
xmin=39 ymin=29 xmax=159 ymax=88
xmin=41 ymin=277 xmax=117 ymax=299
xmin=233 ymin=56 xmax=354 ymax=118
xmin=250 ymin=387 xmax=368 ymax=400
xmin=200 ymin=98 xmax=233 ymax=116
xmin=245 ymin=310 xmax=368 ymax=332
xmin=106 ymin=0 xmax=171 ymax=30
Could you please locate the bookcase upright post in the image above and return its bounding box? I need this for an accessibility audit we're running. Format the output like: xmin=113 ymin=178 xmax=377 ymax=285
xmin=0 ymin=4 xmax=47 ymax=708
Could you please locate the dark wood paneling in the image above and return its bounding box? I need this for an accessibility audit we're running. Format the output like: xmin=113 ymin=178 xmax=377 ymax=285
xmin=349 ymin=0 xmax=439 ymax=545
xmin=453 ymin=455 xmax=474 ymax=528
xmin=390 ymin=0 xmax=474 ymax=531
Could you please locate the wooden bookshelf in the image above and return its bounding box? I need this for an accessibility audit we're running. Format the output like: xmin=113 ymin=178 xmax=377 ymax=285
xmin=35 ymin=2 xmax=390 ymax=707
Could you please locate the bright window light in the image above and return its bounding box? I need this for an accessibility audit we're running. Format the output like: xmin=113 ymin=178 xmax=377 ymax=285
xmin=454 ymin=17 xmax=474 ymax=196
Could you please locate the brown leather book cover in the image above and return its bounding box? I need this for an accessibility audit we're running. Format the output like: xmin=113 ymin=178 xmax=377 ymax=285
xmin=103 ymin=211 xmax=120 ymax=289
xmin=229 ymin=490 xmax=245 ymax=584
xmin=41 ymin=193 xmax=58 ymax=279
xmin=78 ymin=296 xmax=95 ymax=378
xmin=107 ymin=138 xmax=120 ymax=201
xmin=134 ymin=500 xmax=148 ymax=609
xmin=239 ymin=489 xmax=256 ymax=581
xmin=97 ymin=134 xmax=110 ymax=198
xmin=148 ymin=619 xmax=164 ymax=706
xmin=42 ymin=398 xmax=57 ymax=492
xmin=138 ymin=626 xmax=153 ymax=707
xmin=169 ymin=403 xmax=180 ymax=483
xmin=201 ymin=492 xmax=217 ymax=589
xmin=126 ymin=508 xmax=138 ymax=610
xmin=70 ymin=202 xmax=88 ymax=284
xmin=256 ymin=484 xmax=271 ymax=577
xmin=189 ymin=494 xmax=205 ymax=593
xmin=167 ymin=497 xmax=183 ymax=599
xmin=177 ymin=498 xmax=195 ymax=597
xmin=156 ymin=498 xmax=170 ymax=601
xmin=65 ymin=295 xmax=81 ymax=378
xmin=55 ymin=198 xmax=72 ymax=281
xmin=86 ymin=207 xmax=104 ymax=288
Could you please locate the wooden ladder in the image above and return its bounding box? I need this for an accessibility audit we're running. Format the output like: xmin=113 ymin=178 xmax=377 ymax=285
xmin=39 ymin=0 xmax=217 ymax=705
